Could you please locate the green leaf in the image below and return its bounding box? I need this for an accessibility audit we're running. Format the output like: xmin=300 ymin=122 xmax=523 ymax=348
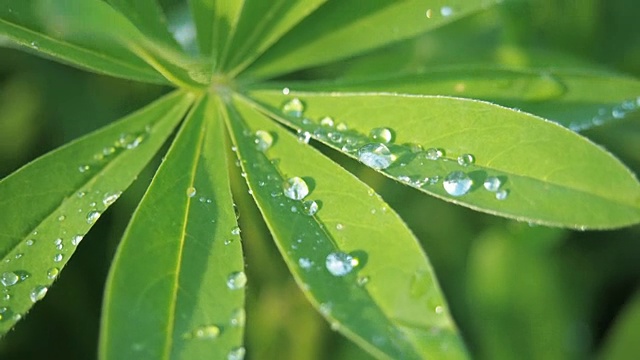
xmin=100 ymin=95 xmax=245 ymax=360
xmin=189 ymin=0 xmax=244 ymax=65
xmin=105 ymin=0 xmax=181 ymax=50
xmin=276 ymin=67 xmax=640 ymax=131
xmin=221 ymin=0 xmax=327 ymax=76
xmin=222 ymin=97 xmax=468 ymax=359
xmin=599 ymin=290 xmax=640 ymax=360
xmin=245 ymin=90 xmax=640 ymax=229
xmin=0 ymin=0 xmax=166 ymax=84
xmin=240 ymin=0 xmax=502 ymax=80
xmin=0 ymin=90 xmax=194 ymax=335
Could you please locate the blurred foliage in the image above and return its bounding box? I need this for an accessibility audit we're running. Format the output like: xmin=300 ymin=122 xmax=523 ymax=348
xmin=0 ymin=0 xmax=639 ymax=359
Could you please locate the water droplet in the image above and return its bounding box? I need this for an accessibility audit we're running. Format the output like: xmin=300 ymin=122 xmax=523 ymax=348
xmin=54 ymin=238 xmax=62 ymax=246
xmin=230 ymin=308 xmax=246 ymax=327
xmin=226 ymin=271 xmax=247 ymax=290
xmin=357 ymin=143 xmax=394 ymax=170
xmin=224 ymin=239 xmax=234 ymax=246
xmin=71 ymin=235 xmax=83 ymax=246
xmin=336 ymin=123 xmax=348 ymax=131
xmin=320 ymin=116 xmax=335 ymax=127
xmin=283 ymin=177 xmax=309 ymax=200
xmin=495 ymin=189 xmax=509 ymax=200
xmin=190 ymin=325 xmax=221 ymax=339
xmin=47 ymin=267 xmax=60 ymax=280
xmin=325 ymin=252 xmax=357 ymax=276
xmin=425 ymin=148 xmax=444 ymax=160
xmin=336 ymin=223 xmax=344 ymax=230
xmin=30 ymin=41 xmax=39 ymax=49
xmin=302 ymin=200 xmax=319 ymax=216
xmin=57 ymin=215 xmax=66 ymax=222
xmin=53 ymin=254 xmax=63 ymax=262
xmin=457 ymin=153 xmax=475 ymax=167
xmin=443 ymin=171 xmax=473 ymax=196
xmin=440 ymin=6 xmax=453 ymax=17
xmin=254 ymin=130 xmax=273 ymax=151
xmin=78 ymin=165 xmax=90 ymax=173
xmin=435 ymin=305 xmax=444 ymax=314
xmin=297 ymin=130 xmax=311 ymax=144
xmin=483 ymin=176 xmax=502 ymax=192
xmin=425 ymin=9 xmax=433 ymax=18
xmin=103 ymin=192 xmax=122 ymax=206
xmin=116 ymin=132 xmax=145 ymax=149
xmin=86 ymin=211 xmax=101 ymax=224
xmin=369 ymin=127 xmax=393 ymax=143
xmin=231 ymin=226 xmax=241 ymax=236
xmin=14 ymin=253 xmax=23 ymax=259
xmin=319 ymin=302 xmax=332 ymax=316
xmin=357 ymin=276 xmax=370 ymax=286
xmin=30 ymin=286 xmax=48 ymax=303
xmin=282 ymin=87 xmax=290 ymax=95
xmin=26 ymin=239 xmax=35 ymax=246
xmin=186 ymin=187 xmax=197 ymax=198
xmin=298 ymin=258 xmax=313 ymax=269
xmin=1 ymin=272 xmax=20 ymax=287
xmin=227 ymin=346 xmax=246 ymax=360
xmin=328 ymin=132 xmax=343 ymax=143
xmin=282 ymin=98 xmax=304 ymax=117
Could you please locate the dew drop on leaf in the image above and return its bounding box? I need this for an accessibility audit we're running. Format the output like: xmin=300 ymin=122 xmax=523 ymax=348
xmin=53 ymin=254 xmax=63 ymax=262
xmin=369 ymin=127 xmax=393 ymax=143
xmin=103 ymin=192 xmax=122 ymax=206
xmin=443 ymin=171 xmax=473 ymax=196
xmin=86 ymin=211 xmax=101 ymax=224
xmin=357 ymin=276 xmax=370 ymax=286
xmin=230 ymin=308 xmax=246 ymax=327
xmin=190 ymin=325 xmax=221 ymax=340
xmin=227 ymin=346 xmax=246 ymax=360
xmin=357 ymin=143 xmax=394 ymax=170
xmin=319 ymin=116 xmax=335 ymax=127
xmin=495 ymin=189 xmax=509 ymax=200
xmin=297 ymin=130 xmax=311 ymax=144
xmin=30 ymin=286 xmax=48 ymax=303
xmin=47 ymin=267 xmax=60 ymax=280
xmin=71 ymin=235 xmax=83 ymax=246
xmin=57 ymin=215 xmax=66 ymax=222
xmin=186 ymin=186 xmax=197 ymax=198
xmin=302 ymin=200 xmax=319 ymax=216
xmin=0 ymin=272 xmax=20 ymax=287
xmin=457 ymin=153 xmax=475 ymax=166
xmin=440 ymin=6 xmax=453 ymax=16
xmin=25 ymin=239 xmax=35 ymax=246
xmin=283 ymin=177 xmax=309 ymax=200
xmin=254 ymin=130 xmax=273 ymax=151
xmin=325 ymin=252 xmax=357 ymax=276
xmin=231 ymin=226 xmax=241 ymax=236
xmin=483 ymin=176 xmax=502 ymax=192
xmin=298 ymin=258 xmax=313 ymax=269
xmin=425 ymin=148 xmax=444 ymax=160
xmin=226 ymin=271 xmax=247 ymax=290
xmin=282 ymin=98 xmax=304 ymax=117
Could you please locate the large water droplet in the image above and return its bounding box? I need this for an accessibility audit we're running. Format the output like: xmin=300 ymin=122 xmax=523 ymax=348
xmin=230 ymin=308 xmax=246 ymax=327
xmin=53 ymin=254 xmax=63 ymax=262
xmin=47 ymin=267 xmax=60 ymax=280
xmin=254 ymin=130 xmax=273 ymax=151
xmin=71 ymin=235 xmax=83 ymax=246
xmin=86 ymin=211 xmax=101 ymax=224
xmin=457 ymin=153 xmax=475 ymax=166
xmin=226 ymin=271 xmax=247 ymax=290
xmin=227 ymin=346 xmax=246 ymax=360
xmin=103 ymin=192 xmax=122 ymax=206
xmin=443 ymin=171 xmax=473 ymax=196
xmin=282 ymin=98 xmax=304 ymax=117
xmin=483 ymin=176 xmax=502 ymax=192
xmin=325 ymin=252 xmax=357 ymax=276
xmin=30 ymin=286 xmax=48 ymax=303
xmin=186 ymin=186 xmax=197 ymax=198
xmin=369 ymin=127 xmax=393 ymax=143
xmin=440 ymin=6 xmax=453 ymax=16
xmin=283 ymin=177 xmax=309 ymax=200
xmin=1 ymin=272 xmax=20 ymax=287
xmin=302 ymin=200 xmax=319 ymax=216
xmin=357 ymin=143 xmax=394 ymax=170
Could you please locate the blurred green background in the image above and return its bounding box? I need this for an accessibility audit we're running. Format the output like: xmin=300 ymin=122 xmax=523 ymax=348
xmin=1 ymin=0 xmax=639 ymax=359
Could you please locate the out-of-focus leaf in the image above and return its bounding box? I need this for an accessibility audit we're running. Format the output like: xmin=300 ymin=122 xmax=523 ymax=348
xmin=106 ymin=0 xmax=181 ymax=50
xmin=599 ymin=290 xmax=640 ymax=360
xmin=241 ymin=0 xmax=502 ymax=80
xmin=223 ymin=97 xmax=468 ymax=359
xmin=100 ymin=96 xmax=245 ymax=359
xmin=0 ymin=90 xmax=194 ymax=335
xmin=188 ymin=0 xmax=244 ymax=66
xmin=245 ymin=90 xmax=640 ymax=229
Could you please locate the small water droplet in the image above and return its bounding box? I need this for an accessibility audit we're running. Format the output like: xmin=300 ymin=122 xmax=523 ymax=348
xmin=54 ymin=238 xmax=62 ymax=246
xmin=319 ymin=302 xmax=332 ymax=316
xmin=357 ymin=276 xmax=370 ymax=286
xmin=186 ymin=186 xmax=197 ymax=198
xmin=30 ymin=41 xmax=39 ymax=49
xmin=57 ymin=215 xmax=66 ymax=222
xmin=302 ymin=200 xmax=319 ymax=216
xmin=283 ymin=177 xmax=309 ymax=200
xmin=26 ymin=239 xmax=35 ymax=246
xmin=328 ymin=132 xmax=343 ymax=143
xmin=357 ymin=143 xmax=395 ymax=170
xmin=231 ymin=226 xmax=241 ymax=236
xmin=457 ymin=153 xmax=475 ymax=166
xmin=227 ymin=346 xmax=246 ymax=360
xmin=14 ymin=253 xmax=23 ymax=259
xmin=282 ymin=98 xmax=304 ymax=117
xmin=336 ymin=123 xmax=348 ymax=131
xmin=440 ymin=6 xmax=453 ymax=17
xmin=230 ymin=308 xmax=246 ymax=327
xmin=435 ymin=305 xmax=444 ymax=314
xmin=103 ymin=192 xmax=122 ymax=206
xmin=319 ymin=116 xmax=335 ymax=127
xmin=53 ymin=254 xmax=63 ymax=262
xmin=336 ymin=223 xmax=344 ymax=230
xmin=86 ymin=211 xmax=101 ymax=224
xmin=369 ymin=127 xmax=393 ymax=143
xmin=190 ymin=325 xmax=221 ymax=340
xmin=282 ymin=87 xmax=290 ymax=95
xmin=425 ymin=8 xmax=433 ymax=18
xmin=495 ymin=189 xmax=509 ymax=200
xmin=226 ymin=271 xmax=247 ymax=290
xmin=325 ymin=252 xmax=357 ymax=276
xmin=443 ymin=171 xmax=473 ymax=196
xmin=1 ymin=272 xmax=20 ymax=287
xmin=298 ymin=258 xmax=313 ymax=269
xmin=425 ymin=148 xmax=444 ymax=160
xmin=254 ymin=130 xmax=273 ymax=151
xmin=71 ymin=235 xmax=83 ymax=246
xmin=297 ymin=130 xmax=311 ymax=144
xmin=47 ymin=267 xmax=60 ymax=280
xmin=78 ymin=165 xmax=90 ymax=173
xmin=116 ymin=132 xmax=145 ymax=149
xmin=483 ymin=176 xmax=502 ymax=192
xmin=30 ymin=286 xmax=48 ymax=303
xmin=224 ymin=239 xmax=234 ymax=246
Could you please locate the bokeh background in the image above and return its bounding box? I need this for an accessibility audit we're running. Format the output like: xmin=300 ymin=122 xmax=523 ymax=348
xmin=1 ymin=0 xmax=639 ymax=359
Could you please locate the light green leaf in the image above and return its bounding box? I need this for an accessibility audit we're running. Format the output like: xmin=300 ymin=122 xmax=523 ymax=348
xmin=240 ymin=0 xmax=502 ymax=80
xmin=276 ymin=67 xmax=640 ymax=131
xmin=0 ymin=0 xmax=166 ymax=84
xmin=189 ymin=0 xmax=244 ymax=65
xmin=100 ymin=95 xmax=245 ymax=360
xmin=222 ymin=97 xmax=468 ymax=359
xmin=222 ymin=0 xmax=327 ymax=77
xmin=245 ymin=90 xmax=640 ymax=229
xmin=599 ymin=290 xmax=640 ymax=360
xmin=0 ymin=90 xmax=194 ymax=335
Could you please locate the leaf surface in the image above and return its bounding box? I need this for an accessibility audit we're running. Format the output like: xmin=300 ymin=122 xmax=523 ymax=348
xmin=245 ymin=90 xmax=640 ymax=229
xmin=100 ymin=96 xmax=245 ymax=360
xmin=222 ymin=96 xmax=468 ymax=359
xmin=598 ymin=290 xmax=640 ymax=360
xmin=106 ymin=0 xmax=181 ymax=50
xmin=0 ymin=90 xmax=194 ymax=335
xmin=241 ymin=0 xmax=501 ymax=79
xmin=189 ymin=0 xmax=244 ymax=66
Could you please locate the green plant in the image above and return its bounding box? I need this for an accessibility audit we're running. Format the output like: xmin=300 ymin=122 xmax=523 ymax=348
xmin=1 ymin=0 xmax=639 ymax=359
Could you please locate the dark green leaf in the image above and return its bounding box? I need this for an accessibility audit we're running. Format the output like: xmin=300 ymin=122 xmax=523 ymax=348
xmin=223 ymin=97 xmax=468 ymax=359
xmin=100 ymin=95 xmax=245 ymax=359
xmin=598 ymin=290 xmax=640 ymax=360
xmin=106 ymin=0 xmax=181 ymax=50
xmin=189 ymin=0 xmax=244 ymax=65
xmin=245 ymin=90 xmax=640 ymax=229
xmin=0 ymin=90 xmax=194 ymax=335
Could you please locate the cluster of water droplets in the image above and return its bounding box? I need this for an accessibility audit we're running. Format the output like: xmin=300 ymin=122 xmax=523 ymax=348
xmin=569 ymin=97 xmax=640 ymax=132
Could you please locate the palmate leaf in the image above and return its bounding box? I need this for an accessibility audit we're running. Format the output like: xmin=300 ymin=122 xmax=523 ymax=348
xmin=223 ymin=97 xmax=467 ymax=359
xmin=100 ymin=95 xmax=245 ymax=360
xmin=0 ymin=91 xmax=194 ymax=335
xmin=245 ymin=90 xmax=640 ymax=229
xmin=279 ymin=67 xmax=640 ymax=131
xmin=188 ymin=0 xmax=244 ymax=63
xmin=240 ymin=0 xmax=503 ymax=80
